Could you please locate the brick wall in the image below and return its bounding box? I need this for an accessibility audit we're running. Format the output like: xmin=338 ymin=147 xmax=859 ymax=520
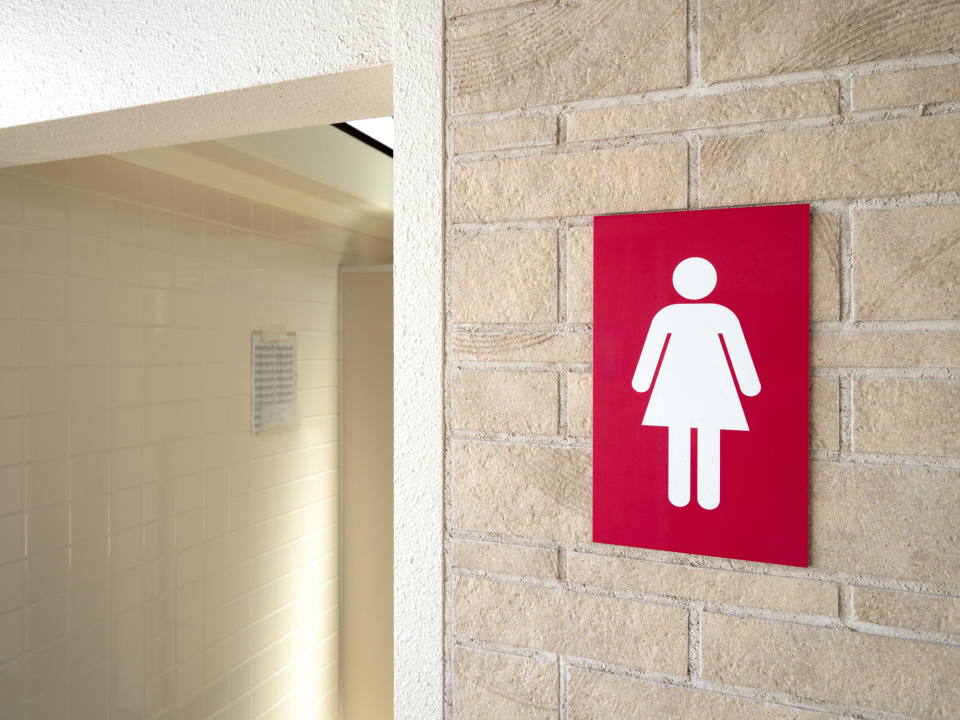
xmin=443 ymin=1 xmax=960 ymax=718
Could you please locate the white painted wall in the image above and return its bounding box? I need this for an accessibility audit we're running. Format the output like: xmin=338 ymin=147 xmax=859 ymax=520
xmin=392 ymin=2 xmax=445 ymax=719
xmin=0 ymin=0 xmax=392 ymax=129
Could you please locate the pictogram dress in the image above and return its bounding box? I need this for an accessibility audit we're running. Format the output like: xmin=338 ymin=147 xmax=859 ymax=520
xmin=640 ymin=303 xmax=750 ymax=431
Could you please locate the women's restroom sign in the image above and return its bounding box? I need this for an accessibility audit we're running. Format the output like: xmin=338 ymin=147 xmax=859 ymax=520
xmin=593 ymin=205 xmax=810 ymax=567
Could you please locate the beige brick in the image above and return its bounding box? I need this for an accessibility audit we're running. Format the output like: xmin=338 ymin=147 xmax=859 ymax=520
xmin=567 ymin=372 xmax=592 ymax=437
xmin=450 ymin=230 xmax=557 ymax=324
xmin=452 ymin=115 xmax=556 ymax=155
xmin=452 ymin=331 xmax=591 ymax=363
xmin=700 ymin=116 xmax=960 ymax=206
xmin=568 ymin=552 xmax=837 ymax=617
xmin=454 ymin=576 xmax=687 ymax=672
xmin=566 ymin=226 xmax=592 ymax=324
xmin=451 ymin=144 xmax=687 ymax=223
xmin=451 ymin=369 xmax=559 ymax=435
xmin=451 ymin=539 xmax=558 ymax=580
xmin=853 ymin=205 xmax=960 ymax=321
xmin=810 ymin=377 xmax=839 ymax=452
xmin=702 ymin=612 xmax=960 ymax=718
xmin=854 ymin=379 xmax=960 ymax=456
xmin=449 ymin=0 xmax=686 ymax=115
xmin=568 ymin=668 xmax=829 ymax=720
xmin=446 ymin=0 xmax=533 ymax=18
xmin=700 ymin=0 xmax=960 ymax=81
xmin=450 ymin=440 xmax=591 ymax=541
xmin=854 ymin=62 xmax=960 ymax=111
xmin=454 ymin=647 xmax=557 ymax=720
xmin=812 ymin=331 xmax=960 ymax=368
xmin=810 ymin=213 xmax=840 ymax=323
xmin=853 ymin=587 xmax=960 ymax=636
xmin=567 ymin=82 xmax=838 ymax=141
xmin=810 ymin=462 xmax=960 ymax=585
xmin=565 ymin=214 xmax=838 ymax=323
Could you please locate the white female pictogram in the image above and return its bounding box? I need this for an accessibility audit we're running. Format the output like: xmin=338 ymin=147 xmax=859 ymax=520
xmin=631 ymin=257 xmax=760 ymax=510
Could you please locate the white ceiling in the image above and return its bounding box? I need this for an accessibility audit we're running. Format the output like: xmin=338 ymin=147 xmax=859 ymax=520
xmin=114 ymin=123 xmax=394 ymax=241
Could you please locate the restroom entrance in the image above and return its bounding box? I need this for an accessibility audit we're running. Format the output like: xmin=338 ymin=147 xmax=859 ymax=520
xmin=0 ymin=119 xmax=394 ymax=719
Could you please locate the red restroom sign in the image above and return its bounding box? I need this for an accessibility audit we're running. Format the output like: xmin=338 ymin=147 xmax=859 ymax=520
xmin=593 ymin=205 xmax=810 ymax=567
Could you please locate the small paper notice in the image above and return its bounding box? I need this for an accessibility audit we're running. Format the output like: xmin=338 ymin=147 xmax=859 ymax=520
xmin=252 ymin=331 xmax=297 ymax=434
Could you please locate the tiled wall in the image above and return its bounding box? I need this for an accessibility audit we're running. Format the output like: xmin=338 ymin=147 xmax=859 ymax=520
xmin=0 ymin=156 xmax=389 ymax=719
xmin=444 ymin=1 xmax=960 ymax=718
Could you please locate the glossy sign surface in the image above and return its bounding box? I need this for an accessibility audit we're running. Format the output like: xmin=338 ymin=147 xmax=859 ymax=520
xmin=593 ymin=204 xmax=810 ymax=566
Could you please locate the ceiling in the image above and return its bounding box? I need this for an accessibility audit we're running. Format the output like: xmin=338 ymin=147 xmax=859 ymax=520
xmin=113 ymin=123 xmax=393 ymax=241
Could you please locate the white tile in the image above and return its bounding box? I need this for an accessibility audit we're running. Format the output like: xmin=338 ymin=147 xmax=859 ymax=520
xmin=21 ymin=322 xmax=66 ymax=367
xmin=67 ymin=280 xmax=108 ymax=323
xmin=0 ymin=418 xmax=20 ymax=467
xmin=21 ymin=180 xmax=66 ymax=230
xmin=0 ymin=174 xmax=21 ymax=225
xmin=23 ymin=459 xmax=67 ymax=509
xmin=22 ymin=227 xmax=67 ymax=277
xmin=0 ymin=223 xmax=22 ymax=273
xmin=0 ymin=371 xmax=20 ymax=418
xmin=0 ymin=562 xmax=21 ymax=615
xmin=0 ymin=273 xmax=21 ymax=320
xmin=68 ymin=190 xmax=108 ymax=238
xmin=25 ymin=503 xmax=68 ymax=556
xmin=0 ymin=607 xmax=19 ymax=663
xmin=68 ymin=234 xmax=107 ymax=281
xmin=21 ymin=275 xmax=66 ymax=321
xmin=23 ymin=593 xmax=68 ymax=650
xmin=22 ymin=413 xmax=67 ymax=462
xmin=22 ymin=368 xmax=67 ymax=415
xmin=24 ymin=549 xmax=68 ymax=602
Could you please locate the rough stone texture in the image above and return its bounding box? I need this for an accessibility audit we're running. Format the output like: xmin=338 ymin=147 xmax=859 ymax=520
xmin=450 ymin=230 xmax=557 ymax=323
xmin=700 ymin=116 xmax=960 ymax=206
xmin=853 ymin=587 xmax=960 ymax=636
xmin=453 ymin=647 xmax=557 ymax=720
xmin=810 ymin=213 xmax=840 ymax=322
xmin=810 ymin=462 xmax=960 ymax=585
xmin=448 ymin=0 xmax=687 ymax=115
xmin=445 ymin=2 xmax=960 ymax=716
xmin=452 ymin=331 xmax=591 ymax=363
xmin=566 ymin=372 xmax=592 ymax=438
xmin=567 ymin=82 xmax=838 ymax=141
xmin=447 ymin=0 xmax=536 ymax=19
xmin=567 ymin=216 xmax=839 ymax=323
xmin=451 ymin=369 xmax=559 ymax=435
xmin=454 ymin=576 xmax=688 ymax=672
xmin=853 ymin=379 xmax=960 ymax=456
xmin=566 ymin=226 xmax=593 ymax=324
xmin=567 ymin=669 xmax=831 ymax=720
xmin=452 ymin=115 xmax=556 ymax=154
xmin=854 ymin=62 xmax=960 ymax=110
xmin=810 ymin=377 xmax=839 ymax=452
xmin=451 ymin=144 xmax=687 ymax=223
xmin=700 ymin=0 xmax=960 ymax=81
xmin=450 ymin=440 xmax=591 ymax=542
xmin=812 ymin=331 xmax=960 ymax=368
xmin=853 ymin=205 xmax=960 ymax=321
xmin=451 ymin=539 xmax=558 ymax=580
xmin=702 ymin=612 xmax=960 ymax=718
xmin=568 ymin=552 xmax=838 ymax=616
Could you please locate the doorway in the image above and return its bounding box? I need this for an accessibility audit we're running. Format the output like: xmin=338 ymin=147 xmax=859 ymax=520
xmin=0 ymin=13 xmax=445 ymax=714
xmin=0 ymin=120 xmax=393 ymax=719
